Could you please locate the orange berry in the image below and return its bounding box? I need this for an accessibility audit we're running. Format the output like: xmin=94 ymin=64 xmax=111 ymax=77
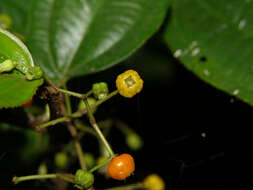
xmin=107 ymin=153 xmax=135 ymax=180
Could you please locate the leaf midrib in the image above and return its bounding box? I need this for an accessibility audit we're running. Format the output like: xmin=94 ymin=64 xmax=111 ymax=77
xmin=60 ymin=0 xmax=107 ymax=84
xmin=48 ymin=0 xmax=62 ymax=79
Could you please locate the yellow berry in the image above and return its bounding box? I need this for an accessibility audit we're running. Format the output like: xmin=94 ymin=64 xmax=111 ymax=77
xmin=116 ymin=70 xmax=143 ymax=98
xmin=143 ymin=174 xmax=165 ymax=190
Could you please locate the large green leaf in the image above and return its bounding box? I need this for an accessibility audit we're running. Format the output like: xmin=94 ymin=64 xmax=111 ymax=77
xmin=27 ymin=0 xmax=171 ymax=86
xmin=164 ymin=0 xmax=253 ymax=105
xmin=0 ymin=0 xmax=30 ymax=35
xmin=0 ymin=28 xmax=43 ymax=108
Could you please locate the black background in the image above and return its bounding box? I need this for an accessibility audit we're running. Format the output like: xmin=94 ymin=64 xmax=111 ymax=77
xmin=0 ymin=35 xmax=228 ymax=190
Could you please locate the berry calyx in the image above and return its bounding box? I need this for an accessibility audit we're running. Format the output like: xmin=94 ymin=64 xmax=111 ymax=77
xmin=74 ymin=169 xmax=94 ymax=189
xmin=143 ymin=174 xmax=165 ymax=190
xmin=107 ymin=153 xmax=135 ymax=180
xmin=116 ymin=70 xmax=143 ymax=98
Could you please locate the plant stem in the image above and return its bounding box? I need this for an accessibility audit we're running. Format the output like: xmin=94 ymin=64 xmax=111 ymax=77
xmin=43 ymin=74 xmax=57 ymax=89
xmin=74 ymin=120 xmax=97 ymax=136
xmin=56 ymin=87 xmax=93 ymax=99
xmin=89 ymin=158 xmax=111 ymax=173
xmin=95 ymin=90 xmax=118 ymax=107
xmin=64 ymin=84 xmax=72 ymax=114
xmin=39 ymin=116 xmax=70 ymax=128
xmin=13 ymin=174 xmax=56 ymax=184
xmin=83 ymin=98 xmax=114 ymax=157
xmin=38 ymin=91 xmax=118 ymax=129
xmin=74 ymin=137 xmax=87 ymax=170
xmin=115 ymin=120 xmax=134 ymax=135
xmin=57 ymin=88 xmax=84 ymax=99
xmin=13 ymin=173 xmax=83 ymax=188
xmin=99 ymin=183 xmax=143 ymax=190
xmin=63 ymin=86 xmax=87 ymax=171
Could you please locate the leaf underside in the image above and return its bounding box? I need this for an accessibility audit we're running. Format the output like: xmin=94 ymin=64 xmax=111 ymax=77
xmin=164 ymin=0 xmax=253 ymax=105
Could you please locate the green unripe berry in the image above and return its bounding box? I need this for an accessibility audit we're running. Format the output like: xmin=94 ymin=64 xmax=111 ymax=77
xmin=0 ymin=13 xmax=12 ymax=29
xmin=54 ymin=152 xmax=68 ymax=169
xmin=38 ymin=163 xmax=47 ymax=175
xmin=0 ymin=59 xmax=15 ymax=73
xmin=126 ymin=133 xmax=143 ymax=151
xmin=74 ymin=169 xmax=94 ymax=189
xmin=83 ymin=153 xmax=95 ymax=169
xmin=92 ymin=82 xmax=109 ymax=100
xmin=78 ymin=97 xmax=97 ymax=112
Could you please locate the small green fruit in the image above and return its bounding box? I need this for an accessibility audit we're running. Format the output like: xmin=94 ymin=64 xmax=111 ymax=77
xmin=126 ymin=133 xmax=143 ymax=151
xmin=38 ymin=163 xmax=47 ymax=175
xmin=83 ymin=153 xmax=95 ymax=169
xmin=74 ymin=169 xmax=94 ymax=189
xmin=54 ymin=152 xmax=68 ymax=169
xmin=78 ymin=97 xmax=97 ymax=112
xmin=92 ymin=82 xmax=109 ymax=100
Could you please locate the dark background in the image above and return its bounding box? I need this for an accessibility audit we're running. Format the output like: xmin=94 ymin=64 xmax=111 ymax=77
xmin=0 ymin=35 xmax=227 ymax=190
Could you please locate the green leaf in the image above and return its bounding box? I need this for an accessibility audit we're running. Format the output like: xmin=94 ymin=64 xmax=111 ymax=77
xmin=0 ymin=75 xmax=43 ymax=108
xmin=0 ymin=28 xmax=43 ymax=108
xmin=164 ymin=0 xmax=253 ymax=105
xmin=27 ymin=0 xmax=171 ymax=86
xmin=0 ymin=0 xmax=30 ymax=35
